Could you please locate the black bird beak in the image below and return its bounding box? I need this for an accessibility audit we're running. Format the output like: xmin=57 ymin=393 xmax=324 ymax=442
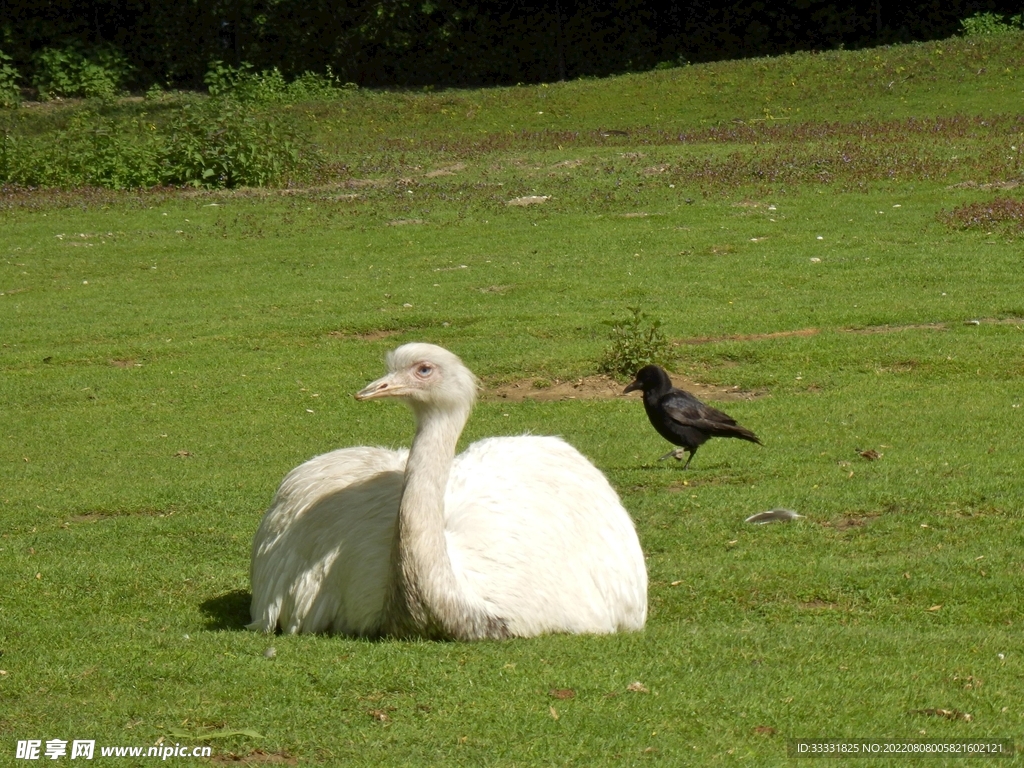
xmin=623 ymin=378 xmax=641 ymax=394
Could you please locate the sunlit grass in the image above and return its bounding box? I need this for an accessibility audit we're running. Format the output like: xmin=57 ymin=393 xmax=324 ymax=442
xmin=2 ymin=31 xmax=1024 ymax=766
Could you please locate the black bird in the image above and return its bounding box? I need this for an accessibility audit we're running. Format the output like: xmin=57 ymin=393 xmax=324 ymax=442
xmin=623 ymin=365 xmax=761 ymax=468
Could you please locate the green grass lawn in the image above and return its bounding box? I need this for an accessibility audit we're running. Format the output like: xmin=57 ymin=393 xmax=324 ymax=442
xmin=2 ymin=32 xmax=1023 ymax=766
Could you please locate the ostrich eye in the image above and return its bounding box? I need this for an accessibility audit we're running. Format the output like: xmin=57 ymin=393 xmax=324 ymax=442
xmin=414 ymin=363 xmax=434 ymax=378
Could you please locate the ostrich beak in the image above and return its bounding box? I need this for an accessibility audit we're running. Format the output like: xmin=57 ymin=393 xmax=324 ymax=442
xmin=623 ymin=378 xmax=641 ymax=395
xmin=355 ymin=373 xmax=405 ymax=400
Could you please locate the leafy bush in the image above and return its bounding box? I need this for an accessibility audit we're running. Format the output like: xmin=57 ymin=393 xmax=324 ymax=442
xmin=32 ymin=45 xmax=132 ymax=100
xmin=289 ymin=68 xmax=354 ymax=99
xmin=0 ymin=99 xmax=317 ymax=189
xmin=204 ymin=60 xmax=260 ymax=99
xmin=959 ymin=12 xmax=1024 ymax=36
xmin=0 ymin=123 xmax=17 ymax=180
xmin=599 ymin=307 xmax=673 ymax=378
xmin=162 ymin=99 xmax=309 ymax=187
xmin=204 ymin=60 xmax=350 ymax=104
xmin=0 ymin=109 xmax=162 ymax=187
xmin=0 ymin=49 xmax=21 ymax=108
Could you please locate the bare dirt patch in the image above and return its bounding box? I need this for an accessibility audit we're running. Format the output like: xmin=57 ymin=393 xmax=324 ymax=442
xmin=506 ymin=195 xmax=550 ymax=206
xmin=211 ymin=751 xmax=297 ymax=765
xmin=425 ymin=163 xmax=467 ymax=178
xmin=675 ymin=328 xmax=819 ymax=345
xmin=821 ymin=513 xmax=880 ymax=531
xmin=707 ymin=244 xmax=736 ymax=256
xmin=840 ymin=319 xmax=1022 ymax=333
xmin=843 ymin=323 xmax=947 ymax=335
xmin=485 ymin=373 xmax=761 ymax=402
xmin=672 ymin=319 xmax=1022 ymax=347
xmin=344 ymin=178 xmax=390 ymax=189
xmin=948 ymin=180 xmax=1020 ymax=191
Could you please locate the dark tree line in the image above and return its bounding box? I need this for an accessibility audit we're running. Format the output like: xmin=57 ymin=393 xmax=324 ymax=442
xmin=0 ymin=0 xmax=1019 ymax=90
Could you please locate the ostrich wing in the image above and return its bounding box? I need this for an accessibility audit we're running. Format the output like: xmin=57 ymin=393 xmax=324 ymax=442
xmin=441 ymin=435 xmax=647 ymax=636
xmin=249 ymin=446 xmax=407 ymax=635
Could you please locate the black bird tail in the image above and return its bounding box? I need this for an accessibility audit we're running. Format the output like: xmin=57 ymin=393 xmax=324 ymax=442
xmin=716 ymin=425 xmax=761 ymax=445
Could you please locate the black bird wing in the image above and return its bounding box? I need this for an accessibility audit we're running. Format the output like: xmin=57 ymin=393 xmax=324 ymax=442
xmin=660 ymin=391 xmax=761 ymax=443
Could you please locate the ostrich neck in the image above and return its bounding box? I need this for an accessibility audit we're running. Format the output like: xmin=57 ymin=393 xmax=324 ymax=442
xmin=382 ymin=401 xmax=508 ymax=640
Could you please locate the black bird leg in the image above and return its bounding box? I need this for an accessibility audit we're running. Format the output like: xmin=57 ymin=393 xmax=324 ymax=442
xmin=659 ymin=447 xmax=695 ymax=468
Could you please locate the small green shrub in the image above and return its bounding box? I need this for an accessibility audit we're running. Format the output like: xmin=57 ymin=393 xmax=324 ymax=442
xmin=0 ymin=109 xmax=162 ymax=188
xmin=144 ymin=83 xmax=167 ymax=101
xmin=204 ymin=60 xmax=262 ymax=100
xmin=162 ymin=99 xmax=309 ymax=188
xmin=654 ymin=56 xmax=689 ymax=70
xmin=288 ymin=67 xmax=353 ymax=100
xmin=598 ymin=307 xmax=673 ymax=379
xmin=32 ymin=45 xmax=132 ymax=100
xmin=0 ymin=49 xmax=21 ymax=108
xmin=204 ymin=60 xmax=348 ymax=104
xmin=959 ymin=12 xmax=1023 ymax=36
xmin=0 ymin=98 xmax=317 ymax=189
xmin=0 ymin=124 xmax=16 ymax=180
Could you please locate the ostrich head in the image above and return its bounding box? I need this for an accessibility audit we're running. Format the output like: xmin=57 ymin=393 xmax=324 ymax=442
xmin=355 ymin=343 xmax=479 ymax=415
xmin=623 ymin=365 xmax=671 ymax=396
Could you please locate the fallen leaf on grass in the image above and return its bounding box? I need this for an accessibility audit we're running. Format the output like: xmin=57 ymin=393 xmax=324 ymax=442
xmin=858 ymin=449 xmax=881 ymax=460
xmin=927 ymin=605 xmax=943 ymax=612
xmin=549 ymin=706 xmax=559 ymax=720
xmin=549 ymin=688 xmax=575 ymax=699
xmin=954 ymin=674 xmax=982 ymax=690
xmin=368 ymin=709 xmax=391 ymax=722
xmin=627 ymin=681 xmax=649 ymax=693
xmin=174 ymin=450 xmax=193 ymax=459
xmin=753 ymin=725 xmax=777 ymax=736
xmin=911 ymin=708 xmax=973 ymax=722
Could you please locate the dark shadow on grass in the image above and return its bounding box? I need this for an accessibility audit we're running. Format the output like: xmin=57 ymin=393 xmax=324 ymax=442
xmin=200 ymin=589 xmax=252 ymax=631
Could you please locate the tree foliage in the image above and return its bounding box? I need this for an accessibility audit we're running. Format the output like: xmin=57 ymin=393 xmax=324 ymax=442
xmin=0 ymin=1 xmax=1021 ymax=91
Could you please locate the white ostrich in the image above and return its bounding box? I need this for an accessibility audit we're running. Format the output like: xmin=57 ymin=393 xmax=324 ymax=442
xmin=248 ymin=342 xmax=647 ymax=640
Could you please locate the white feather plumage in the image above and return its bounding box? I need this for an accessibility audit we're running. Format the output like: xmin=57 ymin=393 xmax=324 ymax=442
xmin=248 ymin=343 xmax=647 ymax=639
